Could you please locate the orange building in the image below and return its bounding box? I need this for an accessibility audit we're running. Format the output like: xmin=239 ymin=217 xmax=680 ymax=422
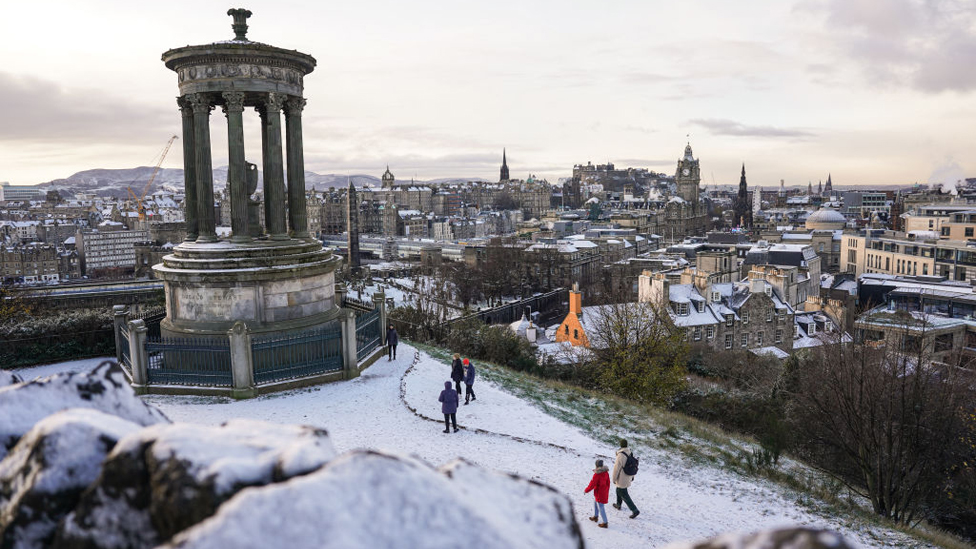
xmin=555 ymin=284 xmax=590 ymax=347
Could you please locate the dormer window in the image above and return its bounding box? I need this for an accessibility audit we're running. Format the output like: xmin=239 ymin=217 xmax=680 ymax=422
xmin=725 ymin=314 xmax=734 ymax=327
xmin=675 ymin=302 xmax=689 ymax=316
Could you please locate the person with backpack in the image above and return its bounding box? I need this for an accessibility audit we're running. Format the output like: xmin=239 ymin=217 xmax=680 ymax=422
xmin=584 ymin=458 xmax=610 ymax=528
xmin=611 ymin=438 xmax=640 ymax=519
xmin=462 ymin=358 xmax=476 ymax=404
xmin=438 ymin=381 xmax=459 ymax=433
xmin=451 ymin=353 xmax=464 ymax=396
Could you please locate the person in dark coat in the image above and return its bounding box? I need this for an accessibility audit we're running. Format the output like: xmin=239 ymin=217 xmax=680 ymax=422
xmin=386 ymin=323 xmax=398 ymax=361
xmin=463 ymin=358 xmax=476 ymax=404
xmin=584 ymin=458 xmax=610 ymax=528
xmin=450 ymin=353 xmax=464 ymax=396
xmin=438 ymin=380 xmax=458 ymax=433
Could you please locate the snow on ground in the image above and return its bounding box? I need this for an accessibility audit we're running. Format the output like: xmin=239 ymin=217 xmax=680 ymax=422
xmin=12 ymin=349 xmax=912 ymax=548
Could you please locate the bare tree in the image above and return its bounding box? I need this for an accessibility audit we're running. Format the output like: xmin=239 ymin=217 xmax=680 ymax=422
xmin=788 ymin=327 xmax=974 ymax=524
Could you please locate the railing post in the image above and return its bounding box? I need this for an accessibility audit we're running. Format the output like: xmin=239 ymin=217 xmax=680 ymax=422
xmin=341 ymin=309 xmax=360 ymax=379
xmin=336 ymin=283 xmax=347 ymax=308
xmin=113 ymin=305 xmax=129 ymax=364
xmin=228 ymin=321 xmax=257 ymax=399
xmin=373 ymin=287 xmax=387 ymax=344
xmin=127 ymin=319 xmax=148 ymax=394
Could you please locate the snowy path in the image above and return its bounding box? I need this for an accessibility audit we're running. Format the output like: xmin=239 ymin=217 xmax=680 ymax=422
xmin=14 ymin=350 xmax=917 ymax=548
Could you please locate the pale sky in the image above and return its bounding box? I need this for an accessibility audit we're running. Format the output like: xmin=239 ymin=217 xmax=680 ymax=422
xmin=0 ymin=0 xmax=974 ymax=188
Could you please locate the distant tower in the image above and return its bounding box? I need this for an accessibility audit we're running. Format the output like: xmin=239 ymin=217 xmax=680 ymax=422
xmin=734 ymin=163 xmax=752 ymax=228
xmin=824 ymin=173 xmax=833 ymax=195
xmin=753 ymin=185 xmax=762 ymax=215
xmin=808 ymin=181 xmax=813 ymax=195
xmin=779 ymin=179 xmax=786 ymax=197
xmin=381 ymin=166 xmax=395 ymax=189
xmin=346 ymin=180 xmax=361 ymax=273
xmin=499 ymin=149 xmax=510 ymax=182
xmin=675 ymin=143 xmax=701 ymax=203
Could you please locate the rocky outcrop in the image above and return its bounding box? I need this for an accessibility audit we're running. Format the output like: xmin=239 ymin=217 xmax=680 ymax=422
xmin=663 ymin=527 xmax=854 ymax=549
xmin=0 ymin=409 xmax=141 ymax=549
xmin=0 ymin=369 xmax=20 ymax=388
xmin=55 ymin=420 xmax=336 ymax=549
xmin=0 ymin=361 xmax=168 ymax=460
xmin=161 ymin=451 xmax=584 ymax=549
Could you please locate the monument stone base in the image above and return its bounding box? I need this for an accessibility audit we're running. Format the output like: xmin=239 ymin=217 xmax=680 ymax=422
xmin=153 ymin=239 xmax=342 ymax=338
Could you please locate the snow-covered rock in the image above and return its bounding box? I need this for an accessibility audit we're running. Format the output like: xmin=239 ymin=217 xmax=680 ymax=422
xmin=0 ymin=409 xmax=141 ymax=549
xmin=0 ymin=369 xmax=21 ymax=388
xmin=0 ymin=361 xmax=168 ymax=460
xmin=161 ymin=451 xmax=582 ymax=549
xmin=56 ymin=419 xmax=336 ymax=549
xmin=663 ymin=527 xmax=853 ymax=549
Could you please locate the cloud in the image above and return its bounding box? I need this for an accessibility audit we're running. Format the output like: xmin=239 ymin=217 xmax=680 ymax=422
xmin=801 ymin=0 xmax=976 ymax=92
xmin=689 ymin=118 xmax=816 ymax=138
xmin=0 ymin=72 xmax=174 ymax=143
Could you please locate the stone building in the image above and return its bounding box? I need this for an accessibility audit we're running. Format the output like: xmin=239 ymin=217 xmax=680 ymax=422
xmin=0 ymin=243 xmax=62 ymax=284
xmin=661 ymin=144 xmax=709 ymax=242
xmin=639 ymin=271 xmax=795 ymax=355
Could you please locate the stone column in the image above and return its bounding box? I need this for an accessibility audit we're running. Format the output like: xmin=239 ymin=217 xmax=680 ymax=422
xmin=222 ymin=92 xmax=251 ymax=243
xmin=127 ymin=319 xmax=149 ymax=394
xmin=259 ymin=93 xmax=288 ymax=240
xmin=188 ymin=93 xmax=217 ymax=243
xmin=284 ymin=97 xmax=309 ymax=238
xmin=178 ymin=97 xmax=198 ymax=242
xmin=227 ymin=321 xmax=256 ymax=398
xmin=372 ymin=288 xmax=387 ymax=344
xmin=341 ymin=309 xmax=360 ymax=379
xmin=113 ymin=304 xmax=129 ymax=365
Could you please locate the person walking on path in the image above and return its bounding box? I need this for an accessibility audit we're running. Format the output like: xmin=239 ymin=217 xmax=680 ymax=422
xmin=463 ymin=358 xmax=476 ymax=404
xmin=611 ymin=439 xmax=640 ymax=519
xmin=584 ymin=459 xmax=610 ymax=528
xmin=438 ymin=381 xmax=459 ymax=433
xmin=386 ymin=323 xmax=398 ymax=361
xmin=451 ymin=353 xmax=464 ymax=396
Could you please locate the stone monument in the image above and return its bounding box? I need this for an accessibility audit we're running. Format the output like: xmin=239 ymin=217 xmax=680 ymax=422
xmin=155 ymin=9 xmax=341 ymax=338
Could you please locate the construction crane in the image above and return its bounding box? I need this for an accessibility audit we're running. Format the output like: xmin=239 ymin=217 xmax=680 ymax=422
xmin=129 ymin=135 xmax=178 ymax=221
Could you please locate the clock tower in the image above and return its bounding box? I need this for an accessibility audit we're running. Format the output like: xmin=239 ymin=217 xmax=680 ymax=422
xmin=675 ymin=143 xmax=701 ymax=203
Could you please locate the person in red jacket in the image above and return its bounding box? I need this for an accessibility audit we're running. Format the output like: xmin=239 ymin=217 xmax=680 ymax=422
xmin=583 ymin=458 xmax=610 ymax=528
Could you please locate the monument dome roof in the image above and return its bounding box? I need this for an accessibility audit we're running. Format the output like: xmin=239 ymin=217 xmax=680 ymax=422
xmin=805 ymin=207 xmax=846 ymax=230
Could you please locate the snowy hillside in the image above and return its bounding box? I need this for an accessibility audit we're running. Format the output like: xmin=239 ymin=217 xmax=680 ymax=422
xmin=7 ymin=346 xmax=952 ymax=549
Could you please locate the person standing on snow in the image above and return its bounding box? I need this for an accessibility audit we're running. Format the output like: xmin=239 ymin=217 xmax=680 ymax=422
xmin=463 ymin=358 xmax=476 ymax=404
xmin=611 ymin=439 xmax=640 ymax=519
xmin=438 ymin=381 xmax=459 ymax=433
xmin=451 ymin=353 xmax=464 ymax=396
xmin=386 ymin=323 xmax=398 ymax=361
xmin=584 ymin=459 xmax=610 ymax=528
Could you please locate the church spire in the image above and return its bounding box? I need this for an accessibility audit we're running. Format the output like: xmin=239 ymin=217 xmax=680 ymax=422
xmin=500 ymin=148 xmax=510 ymax=182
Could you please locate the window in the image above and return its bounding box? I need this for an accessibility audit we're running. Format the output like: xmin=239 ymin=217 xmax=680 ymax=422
xmin=675 ymin=302 xmax=689 ymax=315
xmin=741 ymin=333 xmax=749 ymax=348
xmin=742 ymin=311 xmax=749 ymax=323
xmin=693 ymin=326 xmax=702 ymax=340
xmin=706 ymin=326 xmax=715 ymax=339
xmin=967 ymin=227 xmax=974 ymax=238
xmin=726 ymin=314 xmax=734 ymax=327
xmin=573 ymin=329 xmax=578 ymax=339
xmin=766 ymin=308 xmax=772 ymax=322
xmin=757 ymin=332 xmax=764 ymax=346
xmin=725 ymin=334 xmax=733 ymax=349
xmin=564 ymin=325 xmax=569 ymax=335
xmin=775 ymin=329 xmax=783 ymax=343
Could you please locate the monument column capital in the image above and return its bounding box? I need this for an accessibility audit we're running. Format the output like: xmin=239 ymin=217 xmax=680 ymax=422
xmin=222 ymin=91 xmax=246 ymax=115
xmin=187 ymin=93 xmax=214 ymax=114
xmin=284 ymin=96 xmax=306 ymax=116
xmin=264 ymin=92 xmax=286 ymax=112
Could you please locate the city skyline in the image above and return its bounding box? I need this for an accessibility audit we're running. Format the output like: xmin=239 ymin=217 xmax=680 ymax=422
xmin=1 ymin=0 xmax=973 ymax=189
